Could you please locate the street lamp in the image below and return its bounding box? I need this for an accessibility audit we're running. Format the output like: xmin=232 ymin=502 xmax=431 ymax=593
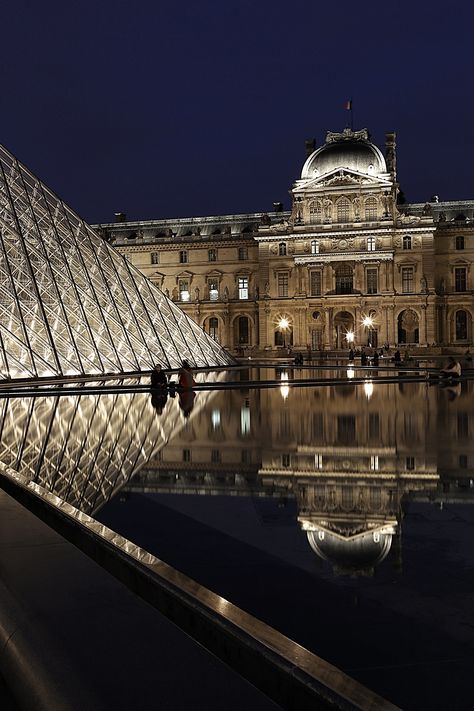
xmin=362 ymin=315 xmax=374 ymax=347
xmin=278 ymin=317 xmax=290 ymax=349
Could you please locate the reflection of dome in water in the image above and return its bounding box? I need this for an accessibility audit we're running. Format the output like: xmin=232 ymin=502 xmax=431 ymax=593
xmin=307 ymin=528 xmax=392 ymax=575
xmin=301 ymin=129 xmax=387 ymax=180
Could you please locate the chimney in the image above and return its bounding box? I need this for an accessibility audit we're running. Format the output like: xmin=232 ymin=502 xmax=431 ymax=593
xmin=114 ymin=212 xmax=126 ymax=223
xmin=305 ymin=138 xmax=316 ymax=158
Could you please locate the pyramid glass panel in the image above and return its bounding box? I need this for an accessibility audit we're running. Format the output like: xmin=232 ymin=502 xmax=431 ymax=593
xmin=0 ymin=144 xmax=233 ymax=379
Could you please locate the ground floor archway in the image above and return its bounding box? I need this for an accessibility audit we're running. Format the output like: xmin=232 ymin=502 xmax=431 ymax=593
xmin=397 ymin=309 xmax=419 ymax=344
xmin=334 ymin=311 xmax=354 ymax=349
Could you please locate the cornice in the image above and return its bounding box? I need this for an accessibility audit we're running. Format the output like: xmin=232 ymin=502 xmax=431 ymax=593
xmin=294 ymin=251 xmax=394 ymax=264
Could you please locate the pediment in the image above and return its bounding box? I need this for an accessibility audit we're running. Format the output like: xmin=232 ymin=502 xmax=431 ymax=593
xmin=293 ymin=168 xmax=392 ymax=194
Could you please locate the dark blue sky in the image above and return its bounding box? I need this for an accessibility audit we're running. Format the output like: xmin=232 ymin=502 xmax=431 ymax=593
xmin=3 ymin=0 xmax=473 ymax=223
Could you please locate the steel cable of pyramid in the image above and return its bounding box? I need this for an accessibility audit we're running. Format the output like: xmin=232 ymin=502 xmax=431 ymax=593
xmin=77 ymin=393 xmax=121 ymax=511
xmin=30 ymin=177 xmax=106 ymax=375
xmin=119 ymin=256 xmax=179 ymax=368
xmin=15 ymin=162 xmax=86 ymax=377
xmin=118 ymin=256 xmax=178 ymax=368
xmin=0 ymin=227 xmax=38 ymax=378
xmin=32 ymin=396 xmax=60 ymax=483
xmin=133 ymin=265 xmax=206 ymax=368
xmin=61 ymin=212 xmax=131 ymax=373
xmin=0 ymin=160 xmax=62 ymax=377
xmin=92 ymin=242 xmax=158 ymax=369
xmin=78 ymin=223 xmax=146 ymax=371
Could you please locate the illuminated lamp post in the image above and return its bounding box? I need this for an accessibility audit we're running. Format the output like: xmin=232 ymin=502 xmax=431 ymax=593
xmin=362 ymin=315 xmax=374 ymax=347
xmin=279 ymin=317 xmax=290 ymax=350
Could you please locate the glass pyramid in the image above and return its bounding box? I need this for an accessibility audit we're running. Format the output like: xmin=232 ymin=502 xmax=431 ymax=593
xmin=0 ymin=143 xmax=233 ymax=379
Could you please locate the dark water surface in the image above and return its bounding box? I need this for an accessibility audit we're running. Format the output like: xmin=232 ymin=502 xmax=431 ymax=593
xmin=3 ymin=366 xmax=473 ymax=710
xmin=97 ymin=367 xmax=474 ymax=711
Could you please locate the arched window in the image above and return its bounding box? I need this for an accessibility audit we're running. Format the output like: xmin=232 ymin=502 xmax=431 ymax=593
xmin=309 ymin=200 xmax=322 ymax=224
xmin=209 ymin=317 xmax=219 ymax=341
xmin=365 ymin=196 xmax=377 ymax=220
xmin=456 ymin=310 xmax=468 ymax=340
xmin=337 ymin=197 xmax=350 ymax=223
xmin=238 ymin=316 xmax=249 ymax=344
xmin=456 ymin=235 xmax=465 ymax=250
xmin=278 ymin=242 xmax=287 ymax=256
xmin=311 ymin=239 xmax=319 ymax=255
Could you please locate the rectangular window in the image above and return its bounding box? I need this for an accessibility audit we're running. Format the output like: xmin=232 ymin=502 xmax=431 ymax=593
xmin=150 ymin=252 xmax=159 ymax=265
xmin=238 ymin=277 xmax=249 ymax=300
xmin=459 ymin=454 xmax=468 ymax=469
xmin=179 ymin=250 xmax=188 ymax=264
xmin=278 ymin=272 xmax=288 ymax=297
xmin=370 ymin=455 xmax=379 ymax=471
xmin=406 ymin=456 xmax=415 ymax=470
xmin=241 ymin=449 xmax=251 ymax=464
xmin=314 ymin=454 xmax=323 ymax=470
xmin=238 ymin=246 xmax=248 ymax=261
xmin=179 ymin=279 xmax=190 ymax=302
xmin=456 ymin=235 xmax=465 ymax=250
xmin=310 ymin=271 xmax=321 ymax=296
xmin=183 ymin=449 xmax=191 ymax=462
xmin=401 ymin=267 xmax=414 ymax=293
xmin=311 ymin=239 xmax=319 ymax=254
xmin=208 ymin=248 xmax=217 ymax=262
xmin=367 ymin=236 xmax=376 ymax=251
xmin=240 ymin=405 xmax=250 ymax=435
xmin=282 ymin=454 xmax=290 ymax=468
xmin=455 ymin=267 xmax=467 ymax=292
xmin=208 ymin=278 xmax=219 ymax=301
xmin=337 ymin=415 xmax=356 ymax=445
xmin=211 ymin=449 xmax=221 ymax=463
xmin=367 ymin=268 xmax=378 ymax=294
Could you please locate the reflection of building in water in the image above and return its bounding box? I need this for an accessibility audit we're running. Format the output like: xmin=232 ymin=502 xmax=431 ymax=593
xmin=0 ymin=375 xmax=219 ymax=514
xmin=258 ymin=377 xmax=439 ymax=574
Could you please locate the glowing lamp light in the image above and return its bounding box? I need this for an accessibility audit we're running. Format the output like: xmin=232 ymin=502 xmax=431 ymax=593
xmin=364 ymin=380 xmax=374 ymax=399
xmin=279 ymin=318 xmax=289 ymax=330
xmin=346 ymin=331 xmax=355 ymax=343
xmin=347 ymin=367 xmax=355 ymax=379
xmin=362 ymin=316 xmax=374 ymax=328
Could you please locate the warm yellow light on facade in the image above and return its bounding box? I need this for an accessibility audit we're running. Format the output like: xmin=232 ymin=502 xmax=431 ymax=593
xmin=346 ymin=331 xmax=355 ymax=343
xmin=362 ymin=316 xmax=374 ymax=328
xmin=279 ymin=318 xmax=289 ymax=331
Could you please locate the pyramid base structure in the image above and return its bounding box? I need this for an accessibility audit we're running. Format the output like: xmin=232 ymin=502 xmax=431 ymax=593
xmin=0 ymin=143 xmax=233 ymax=380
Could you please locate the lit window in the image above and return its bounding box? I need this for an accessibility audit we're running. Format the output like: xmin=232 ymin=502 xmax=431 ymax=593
xmin=278 ymin=272 xmax=288 ymax=297
xmin=208 ymin=278 xmax=219 ymax=301
xmin=150 ymin=252 xmax=159 ymax=265
xmin=279 ymin=242 xmax=287 ymax=256
xmin=238 ymin=277 xmax=249 ymax=300
xmin=179 ymin=279 xmax=190 ymax=301
xmin=311 ymin=239 xmax=319 ymax=254
xmin=455 ymin=267 xmax=467 ymax=292
xmin=238 ymin=246 xmax=248 ymax=261
xmin=179 ymin=250 xmax=188 ymax=263
xmin=240 ymin=405 xmax=251 ymax=435
xmin=314 ymin=454 xmax=323 ymax=469
xmin=403 ymin=235 xmax=412 ymax=250
xmin=211 ymin=409 xmax=221 ymax=430
xmin=370 ymin=455 xmax=379 ymax=471
xmin=367 ymin=236 xmax=376 ymax=251
xmin=401 ymin=267 xmax=414 ymax=293
xmin=208 ymin=248 xmax=217 ymax=262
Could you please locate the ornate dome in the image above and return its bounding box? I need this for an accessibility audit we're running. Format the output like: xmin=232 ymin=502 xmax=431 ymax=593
xmin=307 ymin=527 xmax=392 ymax=575
xmin=301 ymin=128 xmax=387 ymax=180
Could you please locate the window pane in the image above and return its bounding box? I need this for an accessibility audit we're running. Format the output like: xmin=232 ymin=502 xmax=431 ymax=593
xmin=455 ymin=268 xmax=467 ymax=292
xmin=402 ymin=267 xmax=414 ymax=293
xmin=310 ymin=271 xmax=321 ymax=296
xmin=278 ymin=272 xmax=288 ymax=297
xmin=238 ymin=277 xmax=249 ymax=299
xmin=367 ymin=268 xmax=378 ymax=294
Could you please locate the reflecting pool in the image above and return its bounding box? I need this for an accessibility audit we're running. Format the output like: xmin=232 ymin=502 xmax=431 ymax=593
xmin=4 ymin=367 xmax=474 ymax=710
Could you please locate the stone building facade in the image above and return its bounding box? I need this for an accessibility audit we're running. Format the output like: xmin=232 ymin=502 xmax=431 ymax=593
xmin=95 ymin=128 xmax=474 ymax=353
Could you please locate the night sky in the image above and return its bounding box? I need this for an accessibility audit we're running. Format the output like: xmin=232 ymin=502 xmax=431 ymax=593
xmin=2 ymin=0 xmax=473 ymax=224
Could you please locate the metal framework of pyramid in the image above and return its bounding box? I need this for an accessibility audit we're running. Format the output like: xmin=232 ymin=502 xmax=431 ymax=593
xmin=0 ymin=144 xmax=233 ymax=380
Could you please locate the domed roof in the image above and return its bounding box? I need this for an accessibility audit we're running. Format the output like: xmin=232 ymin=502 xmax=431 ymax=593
xmin=307 ymin=528 xmax=392 ymax=575
xmin=301 ymin=128 xmax=387 ymax=180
